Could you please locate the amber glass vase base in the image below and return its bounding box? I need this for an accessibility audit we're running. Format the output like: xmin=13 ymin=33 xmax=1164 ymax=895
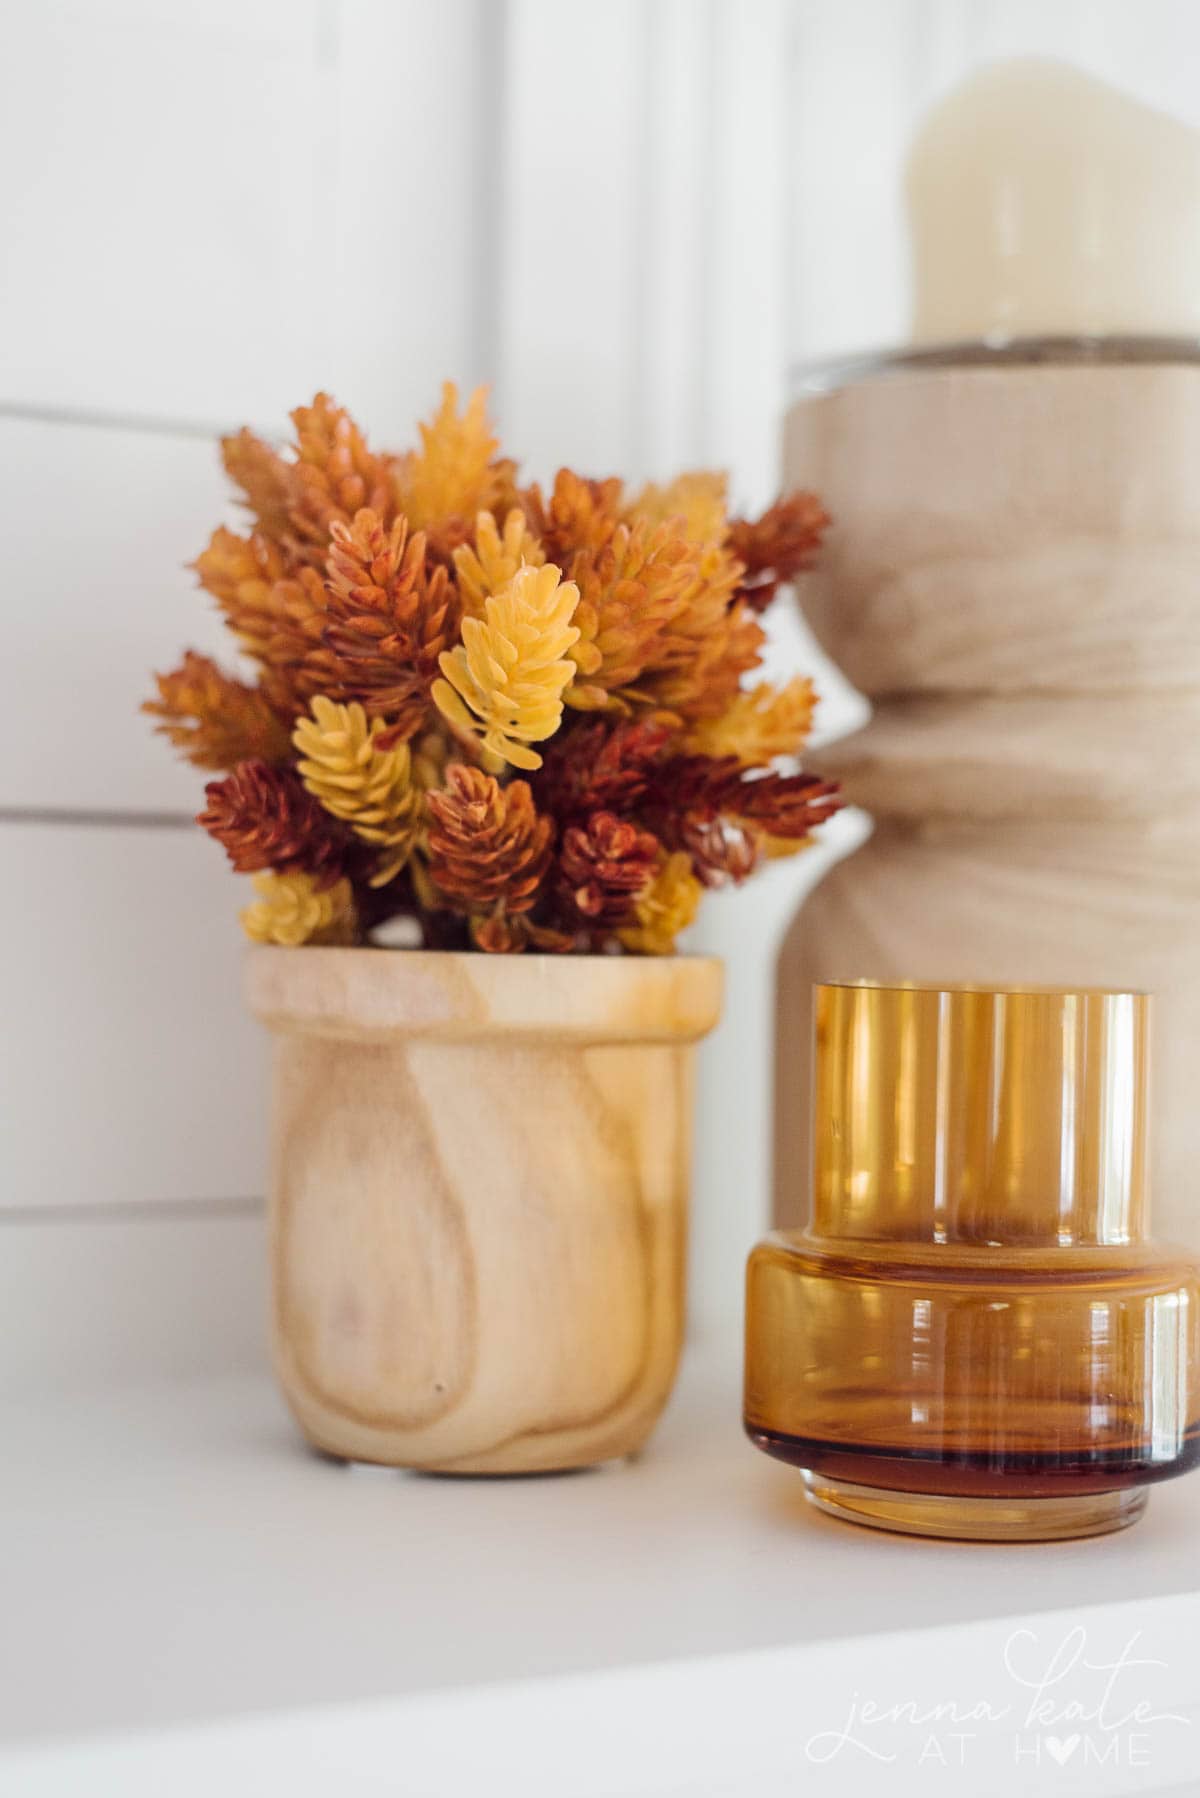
xmin=800 ymin=1471 xmax=1149 ymax=1542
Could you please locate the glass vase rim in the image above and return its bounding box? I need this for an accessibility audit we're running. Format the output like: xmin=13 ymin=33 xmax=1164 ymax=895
xmin=816 ymin=978 xmax=1150 ymax=1001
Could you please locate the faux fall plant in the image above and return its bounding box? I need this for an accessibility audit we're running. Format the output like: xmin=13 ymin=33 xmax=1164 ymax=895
xmin=146 ymin=386 xmax=841 ymax=954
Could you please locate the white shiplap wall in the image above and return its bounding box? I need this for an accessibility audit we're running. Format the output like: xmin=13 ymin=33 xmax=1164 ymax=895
xmin=5 ymin=0 xmax=1193 ymax=1367
xmin=1 ymin=0 xmax=499 ymax=1377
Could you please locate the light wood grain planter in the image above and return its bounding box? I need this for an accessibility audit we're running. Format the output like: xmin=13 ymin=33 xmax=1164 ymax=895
xmin=776 ymin=357 xmax=1200 ymax=1247
xmin=247 ymin=948 xmax=722 ymax=1473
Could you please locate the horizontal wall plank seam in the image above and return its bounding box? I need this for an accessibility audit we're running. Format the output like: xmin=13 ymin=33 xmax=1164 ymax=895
xmin=1 ymin=1198 xmax=264 ymax=1227
xmin=0 ymin=808 xmax=195 ymax=830
xmin=0 ymin=399 xmax=280 ymax=445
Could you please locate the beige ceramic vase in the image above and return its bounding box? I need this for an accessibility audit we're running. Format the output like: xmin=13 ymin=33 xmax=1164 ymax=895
xmin=247 ymin=946 xmax=722 ymax=1473
xmin=776 ymin=352 xmax=1200 ymax=1247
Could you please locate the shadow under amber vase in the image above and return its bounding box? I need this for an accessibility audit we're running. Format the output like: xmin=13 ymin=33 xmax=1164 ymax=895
xmin=248 ymin=947 xmax=722 ymax=1474
xmin=746 ymin=982 xmax=1200 ymax=1540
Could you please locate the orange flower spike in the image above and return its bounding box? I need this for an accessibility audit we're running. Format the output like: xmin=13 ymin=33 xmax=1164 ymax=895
xmin=622 ymin=467 xmax=760 ymax=720
xmin=144 ymin=653 xmax=292 ymax=771
xmin=326 ymin=508 xmax=417 ymax=612
xmin=523 ymin=469 xmax=625 ymax=563
xmin=321 ymin=508 xmax=460 ymax=731
xmin=220 ymin=429 xmax=295 ymax=544
xmin=565 ymin=518 xmax=695 ymax=709
xmin=733 ymin=768 xmax=842 ymax=842
xmin=533 ymin=718 xmax=671 ymax=821
xmin=198 ymin=760 xmax=349 ymax=886
xmin=727 ymin=491 xmax=829 ymax=610
xmin=192 ymin=525 xmax=331 ymax=707
xmin=688 ymin=677 xmax=817 ymax=765
xmin=558 ymin=812 xmax=659 ymax=928
xmin=193 ymin=526 xmax=288 ymax=641
xmin=644 ymin=599 xmax=765 ymax=722
xmin=627 ymin=471 xmax=728 ymax=546
xmin=289 ymin=393 xmax=397 ymax=538
xmin=398 ymin=383 xmax=501 ymax=532
xmin=425 ymin=764 xmax=553 ymax=916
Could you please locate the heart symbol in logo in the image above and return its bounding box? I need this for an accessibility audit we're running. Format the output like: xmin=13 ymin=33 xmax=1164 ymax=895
xmin=1044 ymin=1734 xmax=1081 ymax=1765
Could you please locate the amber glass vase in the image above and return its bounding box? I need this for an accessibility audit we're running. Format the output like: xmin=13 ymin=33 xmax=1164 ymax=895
xmin=746 ymin=983 xmax=1200 ymax=1541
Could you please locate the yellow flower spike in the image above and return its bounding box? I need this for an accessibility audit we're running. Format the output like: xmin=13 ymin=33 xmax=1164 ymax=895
xmin=618 ymin=853 xmax=702 ymax=955
xmin=432 ymin=562 xmax=580 ymax=770
xmin=623 ymin=471 xmax=752 ymax=719
xmin=293 ymin=696 xmax=419 ymax=886
xmin=687 ymin=677 xmax=817 ymax=765
xmin=397 ymin=382 xmax=500 ymax=530
xmin=409 ymin=727 xmax=450 ymax=798
xmin=453 ymin=509 xmax=545 ymax=616
xmin=240 ymin=872 xmax=355 ymax=946
xmin=761 ymin=834 xmax=817 ymax=860
xmin=628 ymin=472 xmax=729 ymax=546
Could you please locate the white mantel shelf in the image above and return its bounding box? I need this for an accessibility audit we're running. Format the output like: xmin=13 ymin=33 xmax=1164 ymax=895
xmin=4 ymin=1336 xmax=1200 ymax=1798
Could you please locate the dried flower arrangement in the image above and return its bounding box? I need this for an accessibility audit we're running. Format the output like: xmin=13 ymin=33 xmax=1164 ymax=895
xmin=147 ymin=386 xmax=841 ymax=953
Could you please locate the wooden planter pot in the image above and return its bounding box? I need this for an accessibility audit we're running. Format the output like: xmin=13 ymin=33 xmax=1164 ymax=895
xmin=247 ymin=948 xmax=722 ymax=1473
